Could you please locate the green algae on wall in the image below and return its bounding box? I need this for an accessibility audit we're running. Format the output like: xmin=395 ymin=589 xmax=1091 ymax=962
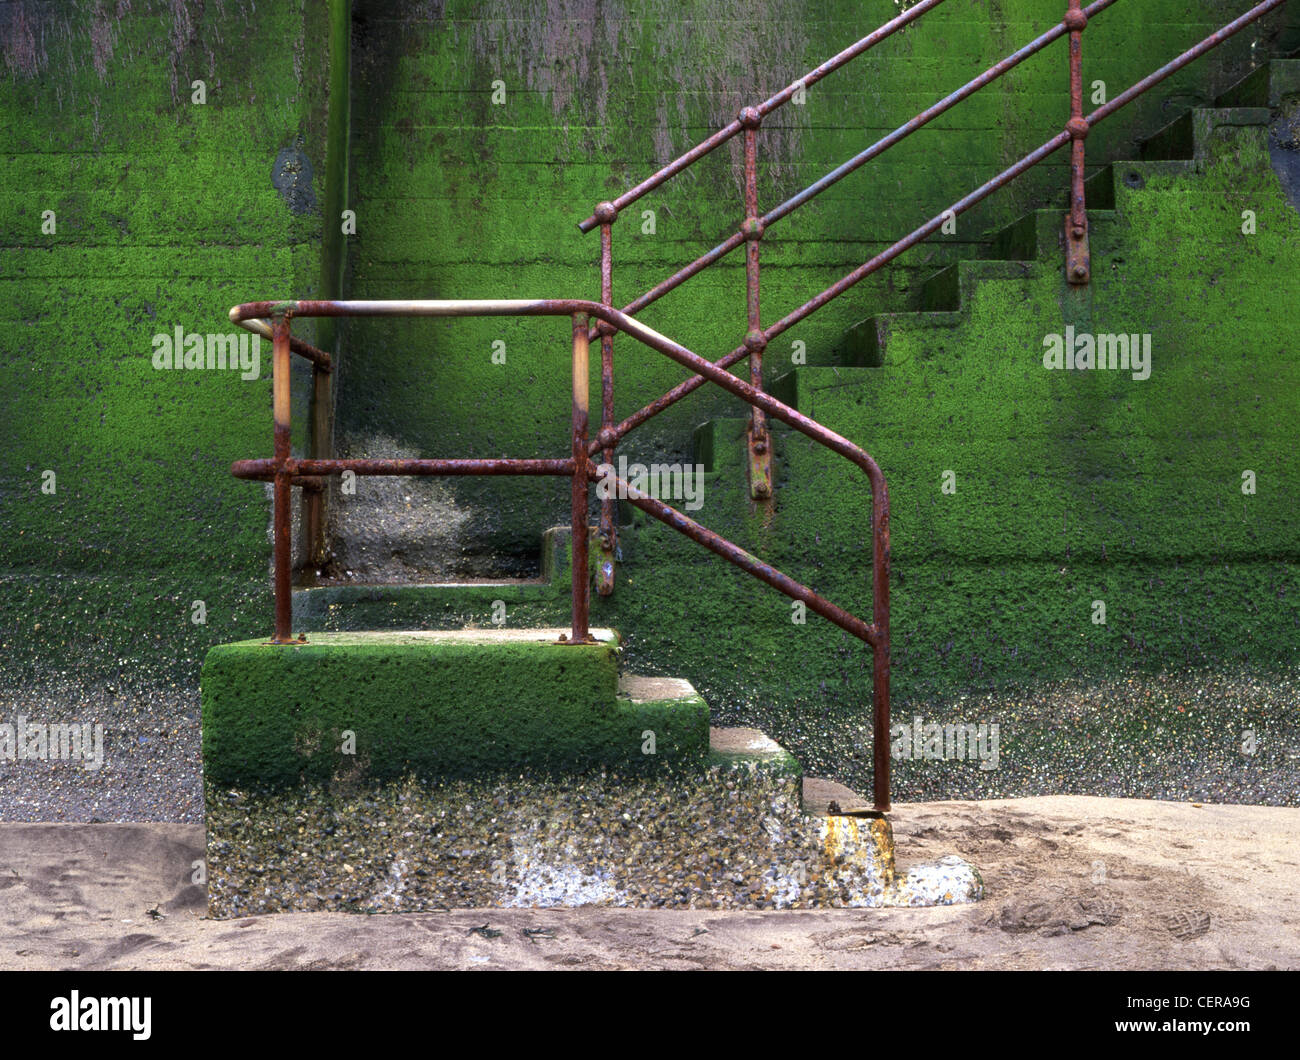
xmin=338 ymin=0 xmax=1289 ymax=575
xmin=0 ymin=0 xmax=332 ymax=685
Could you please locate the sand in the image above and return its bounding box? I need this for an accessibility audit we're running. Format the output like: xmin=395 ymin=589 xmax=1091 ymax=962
xmin=2 ymin=793 xmax=1297 ymax=970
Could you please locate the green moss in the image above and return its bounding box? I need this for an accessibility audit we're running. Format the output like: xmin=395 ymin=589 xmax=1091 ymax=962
xmin=0 ymin=1 xmax=329 ymax=683
xmin=200 ymin=630 xmax=710 ymax=787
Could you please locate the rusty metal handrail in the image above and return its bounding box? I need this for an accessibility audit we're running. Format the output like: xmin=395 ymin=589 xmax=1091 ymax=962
xmin=576 ymin=0 xmax=951 ymax=234
xmin=574 ymin=0 xmax=1284 ymax=598
xmin=583 ymin=0 xmax=1118 ymax=325
xmin=575 ymin=0 xmax=1284 ymax=573
xmin=229 ymin=297 xmax=894 ymax=810
xmin=577 ymin=0 xmax=951 ymax=583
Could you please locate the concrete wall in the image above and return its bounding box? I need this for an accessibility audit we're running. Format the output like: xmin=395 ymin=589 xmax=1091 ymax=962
xmin=0 ymin=0 xmax=331 ymax=685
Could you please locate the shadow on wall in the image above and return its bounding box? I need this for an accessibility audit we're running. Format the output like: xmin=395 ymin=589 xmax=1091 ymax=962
xmin=1268 ymin=94 xmax=1300 ymax=210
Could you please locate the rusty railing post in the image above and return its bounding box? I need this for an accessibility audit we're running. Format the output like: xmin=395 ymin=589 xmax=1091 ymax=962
xmin=740 ymin=107 xmax=772 ymax=500
xmin=595 ymin=203 xmax=618 ymax=596
xmin=872 ymin=481 xmax=892 ymax=812
xmin=1065 ymin=0 xmax=1091 ymax=284
xmin=568 ymin=311 xmax=592 ymax=643
xmin=302 ymin=360 xmax=329 ymax=572
xmin=270 ymin=310 xmax=296 ymax=644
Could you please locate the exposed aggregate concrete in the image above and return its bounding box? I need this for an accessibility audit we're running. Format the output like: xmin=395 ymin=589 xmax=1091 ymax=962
xmin=205 ymin=767 xmax=980 ymax=915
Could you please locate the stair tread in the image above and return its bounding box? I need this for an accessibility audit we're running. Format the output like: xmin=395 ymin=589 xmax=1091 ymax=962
xmin=619 ymin=673 xmax=698 ymax=702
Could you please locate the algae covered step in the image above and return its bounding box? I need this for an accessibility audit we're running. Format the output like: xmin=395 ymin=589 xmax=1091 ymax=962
xmin=201 ymin=628 xmax=717 ymax=786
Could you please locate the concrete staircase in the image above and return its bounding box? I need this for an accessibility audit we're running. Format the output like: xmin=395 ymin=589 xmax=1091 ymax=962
xmin=820 ymin=59 xmax=1299 ymax=376
xmin=202 ymin=625 xmax=804 ymax=786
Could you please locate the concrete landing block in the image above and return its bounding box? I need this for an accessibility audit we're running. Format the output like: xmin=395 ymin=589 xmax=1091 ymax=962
xmin=201 ymin=628 xmax=709 ymax=787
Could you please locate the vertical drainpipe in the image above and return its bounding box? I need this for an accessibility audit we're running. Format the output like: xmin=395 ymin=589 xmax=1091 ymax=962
xmin=304 ymin=0 xmax=352 ymax=570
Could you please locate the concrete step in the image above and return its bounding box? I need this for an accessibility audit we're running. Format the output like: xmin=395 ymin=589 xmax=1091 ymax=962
xmin=1140 ymin=106 xmax=1273 ymax=162
xmin=709 ymin=724 xmax=801 ymax=776
xmin=828 ymin=89 xmax=1284 ymax=368
xmin=202 ymin=627 xmax=723 ymax=786
xmin=294 ymin=524 xmax=579 ymax=632
xmin=1216 ymin=58 xmax=1300 ymax=108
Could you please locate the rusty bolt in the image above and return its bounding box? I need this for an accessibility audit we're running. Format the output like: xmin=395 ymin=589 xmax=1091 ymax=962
xmin=1072 ymin=264 xmax=1089 ymax=280
xmin=1063 ymin=8 xmax=1088 ymax=31
xmin=1072 ymin=224 xmax=1086 ymax=240
xmin=743 ymin=328 xmax=767 ymax=353
xmin=594 ymin=201 xmax=618 ymax=225
xmin=1066 ymin=116 xmax=1090 ymax=140
xmin=753 ymin=482 xmax=772 ymax=498
xmin=738 ymin=106 xmax=762 ymax=129
xmin=741 ymin=216 xmax=765 ymax=242
xmin=753 ymin=439 xmax=768 ymax=455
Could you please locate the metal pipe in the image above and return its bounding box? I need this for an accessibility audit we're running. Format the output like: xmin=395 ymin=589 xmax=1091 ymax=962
xmin=597 ymin=221 xmax=617 ymax=595
xmin=270 ymin=313 xmax=294 ymax=644
xmin=742 ymin=114 xmax=771 ymax=499
xmin=236 ymin=316 xmax=332 ymax=370
xmin=743 ymin=121 xmax=763 ymax=406
xmin=304 ymin=360 xmax=330 ymax=567
xmin=232 ymin=457 xmax=574 ymax=480
xmin=233 ymin=299 xmax=584 ymax=320
xmin=575 ymin=0 xmax=950 ymax=232
xmin=594 ymin=470 xmax=878 ymax=646
xmin=569 ymin=312 xmax=592 ymax=643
